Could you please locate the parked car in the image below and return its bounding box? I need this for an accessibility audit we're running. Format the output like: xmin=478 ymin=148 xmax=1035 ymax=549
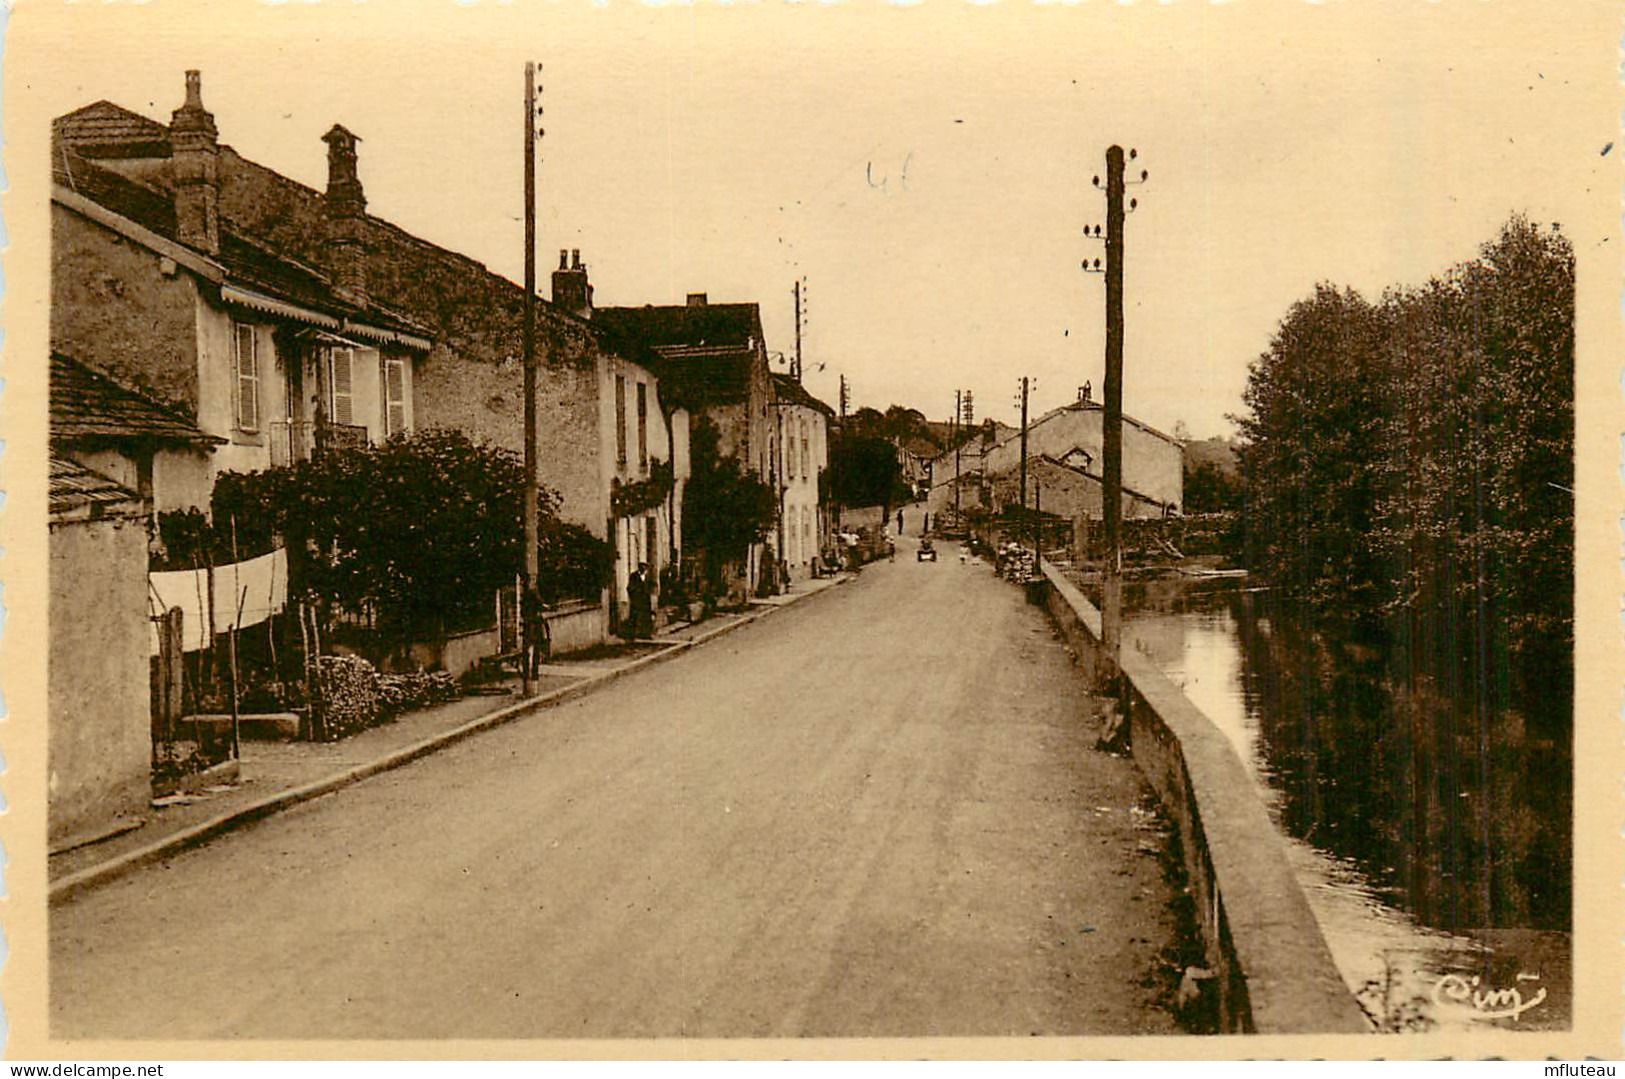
xmin=917 ymin=537 xmax=938 ymax=562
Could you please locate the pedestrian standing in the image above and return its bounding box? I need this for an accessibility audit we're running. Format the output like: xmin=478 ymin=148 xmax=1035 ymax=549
xmin=627 ymin=563 xmax=654 ymax=640
xmin=897 ymin=509 xmax=904 ymax=533
xmin=522 ymin=583 xmax=550 ymax=682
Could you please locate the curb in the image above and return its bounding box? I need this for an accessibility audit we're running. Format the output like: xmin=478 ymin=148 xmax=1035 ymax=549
xmin=49 ymin=573 xmax=852 ymax=905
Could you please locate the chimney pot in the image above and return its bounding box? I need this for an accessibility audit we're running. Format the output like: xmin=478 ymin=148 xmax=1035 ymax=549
xmin=559 ymin=249 xmax=569 ymax=270
xmin=571 ymin=248 xmax=581 ymax=270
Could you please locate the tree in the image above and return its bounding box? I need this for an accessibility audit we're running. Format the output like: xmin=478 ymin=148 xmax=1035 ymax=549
xmin=1235 ymin=215 xmax=1574 ymax=722
xmin=210 ymin=427 xmax=611 ymax=653
xmin=829 ymin=433 xmax=905 ymax=510
xmin=681 ymin=416 xmax=777 ymax=596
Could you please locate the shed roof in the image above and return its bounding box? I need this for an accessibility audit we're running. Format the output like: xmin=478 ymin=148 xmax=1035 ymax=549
xmin=49 ymin=456 xmax=145 ymax=518
xmin=51 ymin=352 xmax=224 ymax=449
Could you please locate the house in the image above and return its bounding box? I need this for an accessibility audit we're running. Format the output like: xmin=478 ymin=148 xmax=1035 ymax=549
xmin=54 ymin=71 xmax=687 ymax=655
xmin=49 ymin=351 xmax=225 ymax=534
xmin=596 ymin=294 xmax=776 ymax=596
xmin=52 ymin=77 xmax=435 ymax=503
xmin=48 ymin=458 xmax=152 ymax=845
xmin=770 ymin=373 xmax=835 ymax=580
xmin=978 ymin=395 xmax=1182 ymax=519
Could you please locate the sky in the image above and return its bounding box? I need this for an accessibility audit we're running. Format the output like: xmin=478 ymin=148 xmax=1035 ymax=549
xmin=22 ymin=2 xmax=1618 ymax=441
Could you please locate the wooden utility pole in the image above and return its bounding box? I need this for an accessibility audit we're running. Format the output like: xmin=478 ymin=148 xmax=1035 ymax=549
xmin=1101 ymin=145 xmax=1127 ymax=657
xmin=1018 ymin=375 xmax=1030 ymax=545
xmin=953 ymin=390 xmax=962 ymax=522
xmin=521 ymin=62 xmax=540 ymax=697
xmin=793 ymin=279 xmax=804 ymax=383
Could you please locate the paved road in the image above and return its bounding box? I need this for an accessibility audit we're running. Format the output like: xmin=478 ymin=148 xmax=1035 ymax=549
xmin=53 ymin=538 xmax=1181 ymax=1039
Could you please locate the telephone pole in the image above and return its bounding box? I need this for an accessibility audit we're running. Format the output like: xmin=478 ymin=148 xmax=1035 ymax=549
xmin=953 ymin=390 xmax=962 ymax=522
xmin=1102 ymin=145 xmax=1128 ymax=656
xmin=1017 ymin=375 xmax=1030 ymax=544
xmin=793 ymin=278 xmax=806 ymax=383
xmin=1083 ymin=144 xmax=1145 ymax=659
xmin=521 ymin=62 xmax=541 ymax=697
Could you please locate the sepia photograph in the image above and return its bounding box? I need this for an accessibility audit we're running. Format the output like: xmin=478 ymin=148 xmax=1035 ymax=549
xmin=5 ymin=0 xmax=1620 ymax=1060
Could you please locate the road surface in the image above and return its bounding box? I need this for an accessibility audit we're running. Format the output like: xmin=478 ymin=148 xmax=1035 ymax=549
xmin=52 ymin=538 xmax=1182 ymax=1039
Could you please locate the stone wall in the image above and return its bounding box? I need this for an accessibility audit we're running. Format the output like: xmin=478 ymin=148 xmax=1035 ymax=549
xmin=51 ymin=204 xmax=202 ymax=417
xmin=49 ymin=511 xmax=153 ymax=843
xmin=1038 ymin=563 xmax=1368 ymax=1035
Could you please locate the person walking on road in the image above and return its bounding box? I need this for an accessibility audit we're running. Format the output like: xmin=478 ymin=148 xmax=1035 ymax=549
xmin=522 ymin=583 xmax=550 ymax=682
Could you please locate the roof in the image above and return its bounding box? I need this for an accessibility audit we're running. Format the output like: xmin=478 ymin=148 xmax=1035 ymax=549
xmin=595 ymin=303 xmax=760 ymax=351
xmin=53 ymin=146 xmax=433 ymax=343
xmin=54 ymin=101 xmax=172 ymax=159
xmin=50 ymin=456 xmax=145 ymax=518
xmin=51 ymin=353 xmax=224 ymax=448
xmin=771 ymin=373 xmax=835 ymax=416
xmin=597 ymin=304 xmax=765 ymax=409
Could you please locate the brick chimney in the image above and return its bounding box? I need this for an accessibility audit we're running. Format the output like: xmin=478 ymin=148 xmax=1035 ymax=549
xmin=551 ymin=248 xmax=593 ymax=319
xmin=686 ymin=292 xmax=708 ymax=307
xmin=168 ymin=70 xmax=219 ymax=255
xmin=322 ymin=124 xmax=368 ymax=307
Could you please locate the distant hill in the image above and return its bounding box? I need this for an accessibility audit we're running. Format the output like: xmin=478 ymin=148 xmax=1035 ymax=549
xmin=1182 ymin=436 xmax=1239 ymax=478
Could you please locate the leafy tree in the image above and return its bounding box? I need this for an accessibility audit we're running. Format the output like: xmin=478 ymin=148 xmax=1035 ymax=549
xmin=681 ymin=416 xmax=777 ymax=595
xmin=1235 ymin=215 xmax=1573 ymax=722
xmin=829 ymin=433 xmax=905 ymax=510
xmin=1183 ymin=460 xmax=1242 ymax=514
xmin=211 ymin=427 xmax=612 ymax=651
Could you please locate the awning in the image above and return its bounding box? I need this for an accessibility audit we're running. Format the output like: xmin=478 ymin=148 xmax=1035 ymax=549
xmin=343 ymin=320 xmax=433 ymax=352
xmin=220 ymin=285 xmax=342 ymax=331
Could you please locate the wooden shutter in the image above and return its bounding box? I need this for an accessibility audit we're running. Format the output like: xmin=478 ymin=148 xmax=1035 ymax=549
xmin=330 ymin=347 xmax=354 ymax=426
xmin=384 ymin=358 xmax=407 ymax=437
xmin=615 ymin=376 xmax=627 ymax=465
xmin=636 ymin=382 xmax=648 ymax=471
xmin=235 ymin=324 xmax=259 ymax=431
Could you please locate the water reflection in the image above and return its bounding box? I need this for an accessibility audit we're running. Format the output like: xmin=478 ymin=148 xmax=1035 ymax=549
xmin=1115 ymin=574 xmax=1572 ymax=1032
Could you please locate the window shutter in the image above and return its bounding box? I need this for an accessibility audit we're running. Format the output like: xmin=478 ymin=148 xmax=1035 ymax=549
xmin=330 ymin=348 xmax=354 ymax=426
xmin=235 ymin=324 xmax=259 ymax=431
xmin=385 ymin=359 xmax=407 ymax=437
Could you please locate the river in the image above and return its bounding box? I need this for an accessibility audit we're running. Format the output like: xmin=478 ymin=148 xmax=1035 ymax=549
xmin=1112 ymin=572 xmax=1571 ymax=1033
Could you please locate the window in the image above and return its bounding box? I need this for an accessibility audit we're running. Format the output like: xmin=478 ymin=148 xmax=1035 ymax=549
xmin=636 ymin=381 xmax=648 ymax=472
xmin=645 ymin=514 xmax=658 ymax=568
xmin=383 ymin=357 xmax=408 ymax=438
xmin=234 ymin=323 xmax=260 ymax=432
xmin=329 ymin=347 xmax=355 ymax=426
xmin=801 ymin=419 xmax=810 ymax=483
xmin=615 ymin=375 xmax=627 ymax=466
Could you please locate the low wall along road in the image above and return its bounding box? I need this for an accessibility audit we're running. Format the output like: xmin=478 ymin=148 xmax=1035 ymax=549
xmin=1039 ymin=562 xmax=1369 ymax=1035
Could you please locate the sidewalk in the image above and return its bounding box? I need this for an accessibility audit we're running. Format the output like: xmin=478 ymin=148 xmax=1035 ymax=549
xmin=49 ymin=571 xmax=853 ymax=901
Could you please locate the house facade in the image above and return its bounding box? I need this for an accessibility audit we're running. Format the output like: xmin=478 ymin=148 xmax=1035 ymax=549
xmin=978 ymin=397 xmax=1183 ymax=517
xmin=771 ymin=373 xmax=834 ymax=580
xmin=55 ymin=71 xmax=689 ymax=651
xmin=596 ymin=295 xmax=776 ymax=597
xmin=52 ymin=81 xmax=434 ymax=510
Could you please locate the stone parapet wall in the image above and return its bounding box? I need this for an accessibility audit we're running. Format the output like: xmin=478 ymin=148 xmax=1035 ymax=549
xmin=1039 ymin=562 xmax=1368 ymax=1035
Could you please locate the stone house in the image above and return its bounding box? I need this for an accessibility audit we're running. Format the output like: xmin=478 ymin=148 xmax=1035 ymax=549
xmin=48 ymin=458 xmax=152 ymax=845
xmin=55 ymin=71 xmax=687 ymax=653
xmin=596 ymin=295 xmax=776 ymax=597
xmin=978 ymin=395 xmax=1183 ymax=518
xmin=770 ymin=373 xmax=835 ymax=580
xmin=52 ymin=78 xmax=435 ymax=505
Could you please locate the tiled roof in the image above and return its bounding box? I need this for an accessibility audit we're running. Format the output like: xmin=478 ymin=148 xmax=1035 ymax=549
xmin=595 ymin=303 xmax=760 ymax=350
xmin=50 ymin=456 xmax=144 ymax=517
xmin=771 ymin=372 xmax=835 ymax=416
xmin=51 ymin=352 xmax=223 ymax=448
xmin=596 ymin=304 xmax=763 ymax=408
xmin=53 ymin=101 xmax=172 ymax=159
xmin=53 ymin=147 xmax=432 ymax=342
